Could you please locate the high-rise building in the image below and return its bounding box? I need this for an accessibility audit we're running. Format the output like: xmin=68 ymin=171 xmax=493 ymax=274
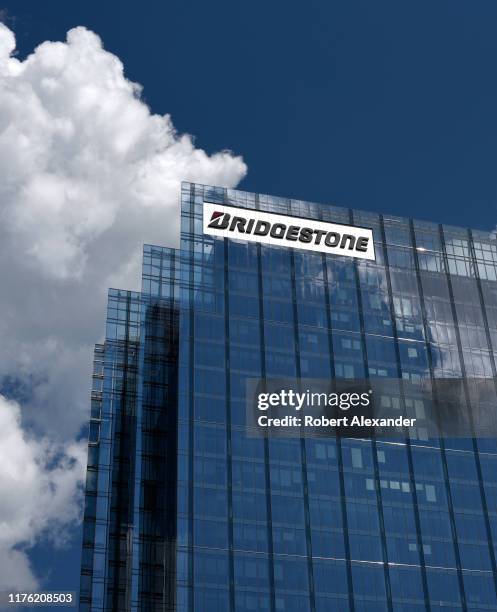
xmin=80 ymin=182 xmax=497 ymax=612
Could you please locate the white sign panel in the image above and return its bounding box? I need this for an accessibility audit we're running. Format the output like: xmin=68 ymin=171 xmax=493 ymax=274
xmin=203 ymin=202 xmax=376 ymax=261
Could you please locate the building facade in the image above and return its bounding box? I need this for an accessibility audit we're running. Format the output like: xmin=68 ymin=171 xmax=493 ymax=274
xmin=80 ymin=182 xmax=497 ymax=611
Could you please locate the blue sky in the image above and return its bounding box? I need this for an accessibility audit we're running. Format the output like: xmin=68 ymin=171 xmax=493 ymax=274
xmin=7 ymin=0 xmax=497 ymax=230
xmin=2 ymin=0 xmax=497 ymax=599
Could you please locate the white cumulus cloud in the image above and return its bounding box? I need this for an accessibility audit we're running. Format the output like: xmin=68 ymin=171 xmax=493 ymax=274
xmin=0 ymin=22 xmax=246 ymax=589
xmin=0 ymin=22 xmax=246 ymax=436
xmin=0 ymin=395 xmax=86 ymax=590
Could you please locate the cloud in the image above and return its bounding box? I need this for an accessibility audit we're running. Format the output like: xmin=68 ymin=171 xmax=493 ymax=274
xmin=0 ymin=23 xmax=246 ymax=588
xmin=0 ymin=22 xmax=246 ymax=437
xmin=0 ymin=395 xmax=86 ymax=590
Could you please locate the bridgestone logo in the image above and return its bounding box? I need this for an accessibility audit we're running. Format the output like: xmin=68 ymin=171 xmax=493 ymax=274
xmin=203 ymin=202 xmax=376 ymax=261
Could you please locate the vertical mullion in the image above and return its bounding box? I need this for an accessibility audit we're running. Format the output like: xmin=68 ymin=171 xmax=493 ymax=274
xmin=466 ymin=232 xmax=497 ymax=582
xmin=119 ymin=293 xmax=134 ymax=612
xmin=289 ymin=247 xmax=316 ymax=612
xmin=256 ymin=195 xmax=277 ymax=612
xmin=128 ymin=290 xmax=143 ymax=612
xmin=465 ymin=228 xmax=497 ymax=598
xmin=379 ymin=215 xmax=431 ymax=610
xmin=410 ymin=221 xmax=467 ymax=611
xmin=223 ymin=238 xmax=235 ymax=612
xmin=321 ymin=246 xmax=355 ymax=612
xmin=349 ymin=209 xmax=393 ymax=612
xmin=187 ymin=184 xmax=195 ymax=612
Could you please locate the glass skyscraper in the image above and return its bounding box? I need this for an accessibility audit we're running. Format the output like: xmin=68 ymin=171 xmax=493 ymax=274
xmin=80 ymin=182 xmax=497 ymax=611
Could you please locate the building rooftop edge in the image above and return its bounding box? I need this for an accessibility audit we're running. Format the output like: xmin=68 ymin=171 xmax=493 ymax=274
xmin=180 ymin=180 xmax=497 ymax=241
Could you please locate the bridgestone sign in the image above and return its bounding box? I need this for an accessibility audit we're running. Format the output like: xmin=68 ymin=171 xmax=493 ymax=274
xmin=203 ymin=202 xmax=376 ymax=261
